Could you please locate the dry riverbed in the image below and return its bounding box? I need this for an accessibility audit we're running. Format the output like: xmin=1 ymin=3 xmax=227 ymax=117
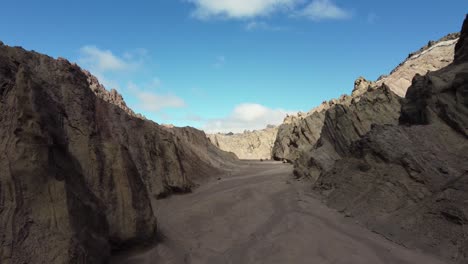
xmin=112 ymin=161 xmax=447 ymax=264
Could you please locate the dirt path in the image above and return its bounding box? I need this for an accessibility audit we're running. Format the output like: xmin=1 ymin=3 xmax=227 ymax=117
xmin=112 ymin=161 xmax=447 ymax=264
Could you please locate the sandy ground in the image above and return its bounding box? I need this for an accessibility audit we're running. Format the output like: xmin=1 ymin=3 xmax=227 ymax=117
xmin=111 ymin=161 xmax=447 ymax=264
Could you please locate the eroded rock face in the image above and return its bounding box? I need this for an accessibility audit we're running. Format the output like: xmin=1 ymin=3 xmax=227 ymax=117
xmin=376 ymin=33 xmax=459 ymax=97
xmin=272 ymin=32 xmax=459 ymax=163
xmin=208 ymin=127 xmax=277 ymax=160
xmin=272 ymin=108 xmax=328 ymax=162
xmin=81 ymin=68 xmax=146 ymax=120
xmin=272 ymin=81 xmax=396 ymax=162
xmin=293 ymin=85 xmax=402 ymax=181
xmin=0 ymin=44 xmax=237 ymax=264
xmin=310 ymin=15 xmax=468 ymax=263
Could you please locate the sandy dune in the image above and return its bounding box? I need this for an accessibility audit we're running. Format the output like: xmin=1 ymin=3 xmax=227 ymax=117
xmin=112 ymin=161 xmax=447 ymax=264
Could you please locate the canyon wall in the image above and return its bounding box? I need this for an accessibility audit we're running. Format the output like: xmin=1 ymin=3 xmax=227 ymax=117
xmin=296 ymin=15 xmax=468 ymax=263
xmin=0 ymin=44 xmax=237 ymax=264
xmin=272 ymin=32 xmax=459 ymax=162
xmin=208 ymin=127 xmax=277 ymax=160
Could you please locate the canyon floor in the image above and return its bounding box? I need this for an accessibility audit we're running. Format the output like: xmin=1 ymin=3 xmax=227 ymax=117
xmin=112 ymin=161 xmax=447 ymax=264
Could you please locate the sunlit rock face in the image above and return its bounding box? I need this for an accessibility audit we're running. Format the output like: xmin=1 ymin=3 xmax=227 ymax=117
xmin=375 ymin=33 xmax=460 ymax=97
xmin=208 ymin=126 xmax=278 ymax=160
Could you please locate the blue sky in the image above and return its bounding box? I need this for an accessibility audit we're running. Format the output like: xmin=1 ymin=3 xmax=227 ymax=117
xmin=1 ymin=1 xmax=466 ymax=132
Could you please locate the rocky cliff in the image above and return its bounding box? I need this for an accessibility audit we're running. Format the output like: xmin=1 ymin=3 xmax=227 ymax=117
xmin=81 ymin=68 xmax=146 ymax=120
xmin=207 ymin=127 xmax=277 ymax=160
xmin=272 ymin=109 xmax=326 ymax=162
xmin=376 ymin=33 xmax=459 ymax=97
xmin=272 ymin=78 xmax=400 ymax=162
xmin=206 ymin=32 xmax=457 ymax=163
xmin=293 ymin=84 xmax=402 ymax=181
xmin=272 ymin=32 xmax=459 ymax=162
xmin=0 ymin=44 xmax=237 ymax=264
xmin=299 ymin=15 xmax=468 ymax=263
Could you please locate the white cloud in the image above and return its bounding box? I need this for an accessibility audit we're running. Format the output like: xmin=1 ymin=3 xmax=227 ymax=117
xmin=299 ymin=0 xmax=351 ymax=21
xmin=77 ymin=45 xmax=151 ymax=92
xmin=245 ymin=21 xmax=286 ymax=31
xmin=137 ymin=92 xmax=186 ymax=112
xmin=203 ymin=103 xmax=295 ymax=133
xmin=128 ymin=82 xmax=186 ymax=112
xmin=79 ymin=46 xmax=129 ymax=72
xmin=187 ymin=0 xmax=299 ymax=19
xmin=78 ymin=46 xmax=146 ymax=73
xmin=77 ymin=45 xmax=186 ymax=115
xmin=91 ymin=72 xmax=121 ymax=90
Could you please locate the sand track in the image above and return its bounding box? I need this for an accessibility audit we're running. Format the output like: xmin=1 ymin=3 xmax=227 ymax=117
xmin=112 ymin=161 xmax=447 ymax=264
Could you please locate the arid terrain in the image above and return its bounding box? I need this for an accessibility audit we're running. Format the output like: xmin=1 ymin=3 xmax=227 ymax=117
xmin=208 ymin=126 xmax=278 ymax=160
xmin=0 ymin=7 xmax=467 ymax=264
xmin=112 ymin=161 xmax=446 ymax=264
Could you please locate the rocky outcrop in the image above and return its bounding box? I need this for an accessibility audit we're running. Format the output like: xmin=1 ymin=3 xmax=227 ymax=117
xmin=208 ymin=126 xmax=277 ymax=159
xmin=270 ymin=96 xmax=361 ymax=162
xmin=272 ymin=107 xmax=327 ymax=162
xmin=272 ymin=32 xmax=459 ymax=162
xmin=375 ymin=33 xmax=459 ymax=97
xmin=293 ymin=85 xmax=402 ymax=181
xmin=0 ymin=44 xmax=237 ymax=264
xmin=306 ymin=15 xmax=468 ymax=263
xmin=272 ymin=80 xmax=398 ymax=162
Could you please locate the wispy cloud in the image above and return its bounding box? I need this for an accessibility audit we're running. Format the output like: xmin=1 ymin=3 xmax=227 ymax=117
xmin=184 ymin=113 xmax=203 ymax=122
xmin=299 ymin=0 xmax=352 ymax=21
xmin=367 ymin=12 xmax=378 ymax=24
xmin=78 ymin=46 xmax=146 ymax=73
xmin=245 ymin=21 xmax=286 ymax=31
xmin=78 ymin=45 xmax=151 ymax=91
xmin=128 ymin=82 xmax=186 ymax=112
xmin=187 ymin=0 xmax=299 ymax=20
xmin=186 ymin=0 xmax=353 ymax=23
xmin=203 ymin=103 xmax=296 ymax=133
xmin=137 ymin=92 xmax=186 ymax=112
xmin=90 ymin=72 xmax=122 ymax=90
xmin=213 ymin=56 xmax=226 ymax=68
xmin=78 ymin=45 xmax=186 ymax=115
xmin=149 ymin=77 xmax=162 ymax=89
